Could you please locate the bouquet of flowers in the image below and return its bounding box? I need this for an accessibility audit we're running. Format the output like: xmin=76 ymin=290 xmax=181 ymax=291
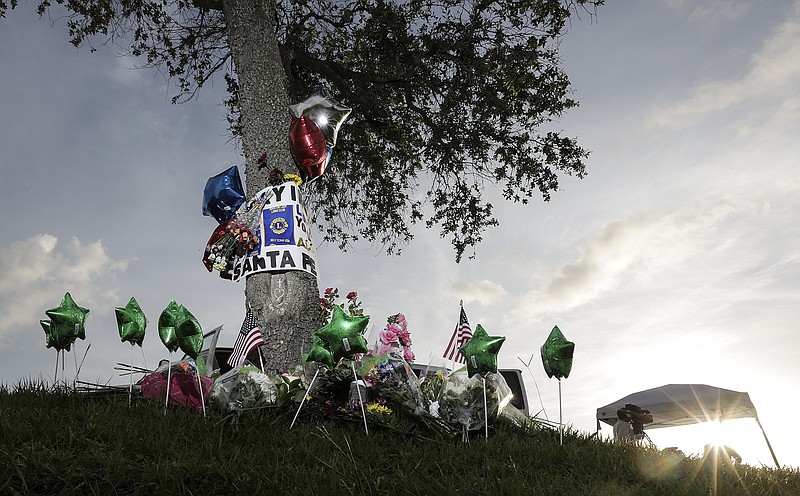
xmin=307 ymin=358 xmax=366 ymax=418
xmin=376 ymin=313 xmax=414 ymax=363
xmin=209 ymin=365 xmax=278 ymax=413
xmin=139 ymin=359 xmax=212 ymax=412
xmin=203 ymin=220 xmax=259 ymax=273
xmin=359 ymin=353 xmax=426 ymax=414
xmin=423 ymin=370 xmax=517 ymax=439
xmin=202 ymin=188 xmax=272 ymax=275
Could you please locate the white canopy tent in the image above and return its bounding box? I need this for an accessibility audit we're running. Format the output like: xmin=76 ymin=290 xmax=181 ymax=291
xmin=596 ymin=384 xmax=779 ymax=467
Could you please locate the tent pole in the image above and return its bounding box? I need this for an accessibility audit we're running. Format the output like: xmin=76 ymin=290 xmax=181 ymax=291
xmin=755 ymin=416 xmax=780 ymax=468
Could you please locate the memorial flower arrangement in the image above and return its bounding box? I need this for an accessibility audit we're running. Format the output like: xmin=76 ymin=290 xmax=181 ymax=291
xmin=271 ymin=288 xmax=529 ymax=437
xmin=86 ymin=284 xmax=537 ymax=438
xmin=376 ymin=313 xmax=415 ymax=363
xmin=209 ymin=365 xmax=278 ymax=413
xmin=209 ymin=365 xmax=309 ymax=414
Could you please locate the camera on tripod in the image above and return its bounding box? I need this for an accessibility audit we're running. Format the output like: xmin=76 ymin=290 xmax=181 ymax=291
xmin=622 ymin=403 xmax=653 ymax=435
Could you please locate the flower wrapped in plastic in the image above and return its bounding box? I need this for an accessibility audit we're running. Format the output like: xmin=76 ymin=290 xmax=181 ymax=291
xmin=202 ymin=186 xmax=276 ymax=276
xmin=274 ymin=371 xmax=308 ymax=405
xmin=209 ymin=365 xmax=278 ymax=413
xmin=359 ymin=353 xmax=426 ymax=415
xmin=418 ymin=369 xmax=448 ymax=417
xmin=203 ymin=219 xmax=260 ymax=274
xmin=375 ymin=313 xmax=414 ymax=363
xmin=435 ymin=370 xmax=515 ymax=437
xmin=140 ymin=359 xmax=212 ymax=412
xmin=308 ymin=358 xmax=362 ymax=418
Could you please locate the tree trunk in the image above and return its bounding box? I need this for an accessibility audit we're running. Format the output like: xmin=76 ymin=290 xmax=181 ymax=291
xmin=222 ymin=0 xmax=320 ymax=373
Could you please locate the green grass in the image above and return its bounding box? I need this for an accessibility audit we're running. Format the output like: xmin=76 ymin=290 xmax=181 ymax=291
xmin=2 ymin=382 xmax=800 ymax=495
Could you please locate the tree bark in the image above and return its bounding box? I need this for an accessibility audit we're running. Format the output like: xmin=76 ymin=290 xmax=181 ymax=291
xmin=222 ymin=0 xmax=320 ymax=373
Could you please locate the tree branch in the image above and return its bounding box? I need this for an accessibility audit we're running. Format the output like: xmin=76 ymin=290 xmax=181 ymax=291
xmin=289 ymin=48 xmax=391 ymax=117
xmin=192 ymin=0 xmax=223 ymax=11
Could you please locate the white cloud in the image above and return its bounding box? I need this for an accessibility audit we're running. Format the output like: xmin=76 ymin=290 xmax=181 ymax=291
xmin=647 ymin=2 xmax=800 ymax=130
xmin=513 ymin=200 xmax=739 ymax=320
xmin=450 ymin=279 xmax=508 ymax=306
xmin=687 ymin=1 xmax=753 ymax=29
xmin=0 ymin=234 xmax=129 ymax=342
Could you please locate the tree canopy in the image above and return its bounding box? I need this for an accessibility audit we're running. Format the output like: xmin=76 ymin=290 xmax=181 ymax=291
xmin=2 ymin=0 xmax=601 ymax=262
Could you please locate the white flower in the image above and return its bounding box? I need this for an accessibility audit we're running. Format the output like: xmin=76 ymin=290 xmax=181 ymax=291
xmin=429 ymin=400 xmax=440 ymax=418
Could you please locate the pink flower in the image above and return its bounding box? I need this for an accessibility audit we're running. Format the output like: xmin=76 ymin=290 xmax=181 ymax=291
xmin=386 ymin=323 xmax=402 ymax=335
xmin=395 ymin=313 xmax=407 ymax=330
xmin=347 ymin=291 xmax=357 ymax=299
xmin=324 ymin=287 xmax=334 ymax=295
xmin=396 ymin=328 xmax=411 ymax=346
xmin=376 ymin=343 xmax=392 ymax=355
xmin=404 ymin=347 xmax=415 ymax=363
xmin=379 ymin=329 xmax=398 ymax=345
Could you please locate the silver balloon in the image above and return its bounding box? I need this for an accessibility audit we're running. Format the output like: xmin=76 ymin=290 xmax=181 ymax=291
xmin=289 ymin=92 xmax=352 ymax=147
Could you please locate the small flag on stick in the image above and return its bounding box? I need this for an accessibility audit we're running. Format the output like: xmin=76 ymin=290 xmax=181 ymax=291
xmin=227 ymin=310 xmax=265 ymax=367
xmin=443 ymin=303 xmax=472 ymax=364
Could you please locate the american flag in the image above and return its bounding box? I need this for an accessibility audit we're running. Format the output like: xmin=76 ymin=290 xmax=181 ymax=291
xmin=227 ymin=310 xmax=265 ymax=368
xmin=443 ymin=306 xmax=472 ymax=363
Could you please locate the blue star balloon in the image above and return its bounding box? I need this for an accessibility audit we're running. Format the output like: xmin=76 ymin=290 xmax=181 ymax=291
xmin=202 ymin=166 xmax=245 ymax=223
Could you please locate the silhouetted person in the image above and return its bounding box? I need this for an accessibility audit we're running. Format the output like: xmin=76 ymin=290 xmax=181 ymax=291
xmin=614 ymin=408 xmax=632 ymax=441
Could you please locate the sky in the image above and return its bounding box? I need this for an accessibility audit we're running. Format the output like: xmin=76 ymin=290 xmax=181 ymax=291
xmin=1 ymin=0 xmax=799 ymax=468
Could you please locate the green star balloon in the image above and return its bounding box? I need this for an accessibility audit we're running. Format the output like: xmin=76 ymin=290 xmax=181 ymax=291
xmin=176 ymin=307 xmax=203 ymax=359
xmin=458 ymin=324 xmax=506 ymax=378
xmin=540 ymin=325 xmax=575 ymax=380
xmin=115 ymin=297 xmax=147 ymax=347
xmin=306 ymin=335 xmax=335 ymax=370
xmin=158 ymin=300 xmax=182 ymax=353
xmin=40 ymin=319 xmax=56 ymax=349
xmin=42 ymin=292 xmax=89 ymax=352
xmin=314 ymin=305 xmax=369 ymax=363
xmin=158 ymin=301 xmax=203 ymax=357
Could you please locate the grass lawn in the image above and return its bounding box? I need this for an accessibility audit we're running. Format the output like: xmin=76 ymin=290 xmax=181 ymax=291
xmin=2 ymin=382 xmax=800 ymax=495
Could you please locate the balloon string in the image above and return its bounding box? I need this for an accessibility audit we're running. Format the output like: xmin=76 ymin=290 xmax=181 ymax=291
xmin=73 ymin=345 xmax=79 ymax=389
xmin=559 ymin=379 xmax=563 ymax=446
xmin=128 ymin=345 xmax=134 ymax=406
xmin=53 ymin=350 xmax=59 ymax=386
xmin=483 ymin=377 xmax=488 ymax=440
xmin=197 ymin=371 xmax=206 ymax=418
xmin=290 ymin=368 xmax=320 ymax=429
xmin=353 ymin=362 xmax=369 ymax=436
xmin=140 ymin=346 xmax=148 ymax=370
xmin=517 ymin=355 xmax=548 ymax=420
xmin=164 ymin=353 xmax=172 ymax=415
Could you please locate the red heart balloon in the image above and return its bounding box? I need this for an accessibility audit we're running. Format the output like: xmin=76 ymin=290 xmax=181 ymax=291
xmin=289 ymin=116 xmax=329 ymax=178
